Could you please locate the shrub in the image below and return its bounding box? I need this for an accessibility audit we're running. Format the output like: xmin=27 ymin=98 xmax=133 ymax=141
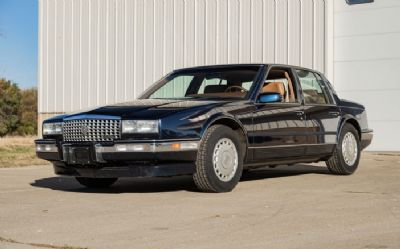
xmin=0 ymin=78 xmax=37 ymax=136
xmin=0 ymin=79 xmax=21 ymax=136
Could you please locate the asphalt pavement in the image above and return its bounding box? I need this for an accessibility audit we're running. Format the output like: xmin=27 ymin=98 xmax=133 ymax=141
xmin=0 ymin=152 xmax=399 ymax=249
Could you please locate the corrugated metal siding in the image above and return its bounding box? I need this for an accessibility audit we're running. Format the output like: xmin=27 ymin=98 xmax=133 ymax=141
xmin=38 ymin=0 xmax=326 ymax=113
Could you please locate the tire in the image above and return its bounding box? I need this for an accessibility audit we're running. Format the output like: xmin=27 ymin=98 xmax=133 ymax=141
xmin=326 ymin=123 xmax=361 ymax=175
xmin=193 ymin=125 xmax=244 ymax=193
xmin=75 ymin=177 xmax=118 ymax=188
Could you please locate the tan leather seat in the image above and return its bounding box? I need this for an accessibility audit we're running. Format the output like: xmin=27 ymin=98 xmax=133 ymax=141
xmin=262 ymin=82 xmax=285 ymax=100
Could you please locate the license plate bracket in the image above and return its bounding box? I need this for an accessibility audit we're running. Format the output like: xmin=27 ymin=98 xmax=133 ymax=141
xmin=64 ymin=146 xmax=94 ymax=165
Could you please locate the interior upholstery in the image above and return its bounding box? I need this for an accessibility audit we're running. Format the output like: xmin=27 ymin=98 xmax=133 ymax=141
xmin=283 ymin=71 xmax=295 ymax=102
xmin=263 ymin=69 xmax=296 ymax=102
xmin=303 ymin=89 xmax=327 ymax=104
xmin=262 ymin=82 xmax=285 ymax=99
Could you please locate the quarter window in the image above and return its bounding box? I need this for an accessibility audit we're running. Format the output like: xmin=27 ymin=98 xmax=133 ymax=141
xmin=296 ymin=70 xmax=330 ymax=105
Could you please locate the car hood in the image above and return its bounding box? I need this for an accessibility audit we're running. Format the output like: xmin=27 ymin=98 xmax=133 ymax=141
xmin=53 ymin=99 xmax=228 ymax=121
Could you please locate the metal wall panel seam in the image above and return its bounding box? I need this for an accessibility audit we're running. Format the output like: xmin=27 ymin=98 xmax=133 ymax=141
xmin=162 ymin=0 xmax=166 ymax=76
xmin=216 ymin=0 xmax=219 ymax=64
xmin=105 ymin=0 xmax=109 ymax=103
xmin=54 ymin=0 xmax=57 ymax=113
xmin=194 ymin=0 xmax=197 ymax=65
xmin=237 ymin=0 xmax=241 ymax=63
xmin=249 ymin=0 xmax=252 ymax=62
xmin=203 ymin=0 xmax=207 ymax=66
xmin=114 ymin=0 xmax=118 ymax=103
xmin=96 ymin=0 xmax=100 ymax=105
xmin=322 ymin=0 xmax=326 ymax=72
xmin=286 ymin=0 xmax=289 ymax=64
xmin=132 ymin=1 xmax=137 ymax=98
xmin=143 ymin=0 xmax=146 ymax=96
xmin=124 ymin=0 xmax=128 ymax=101
xmin=274 ymin=0 xmax=277 ymax=63
xmin=70 ymin=0 xmax=74 ymax=111
xmin=38 ymin=0 xmax=42 ymax=112
xmin=312 ymin=0 xmax=315 ymax=69
xmin=62 ymin=0 xmax=66 ymax=111
xmin=79 ymin=0 xmax=82 ymax=109
xmin=88 ymin=0 xmax=91 ymax=106
xmin=299 ymin=0 xmax=303 ymax=65
xmin=227 ymin=0 xmax=230 ymax=62
xmin=260 ymin=0 xmax=264 ymax=63
xmin=45 ymin=0 xmax=49 ymax=113
xmin=172 ymin=0 xmax=175 ymax=70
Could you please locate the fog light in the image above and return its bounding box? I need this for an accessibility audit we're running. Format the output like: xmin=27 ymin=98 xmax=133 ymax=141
xmin=36 ymin=144 xmax=58 ymax=153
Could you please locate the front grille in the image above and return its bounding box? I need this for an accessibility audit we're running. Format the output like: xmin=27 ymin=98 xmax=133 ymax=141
xmin=63 ymin=119 xmax=121 ymax=142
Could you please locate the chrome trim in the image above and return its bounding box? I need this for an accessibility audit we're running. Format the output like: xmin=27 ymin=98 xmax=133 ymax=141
xmin=95 ymin=140 xmax=200 ymax=154
xmin=63 ymin=119 xmax=121 ymax=142
xmin=248 ymin=143 xmax=337 ymax=149
xmin=63 ymin=114 xmax=121 ymax=121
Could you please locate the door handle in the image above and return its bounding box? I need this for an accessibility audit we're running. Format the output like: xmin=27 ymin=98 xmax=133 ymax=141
xmin=329 ymin=111 xmax=340 ymax=117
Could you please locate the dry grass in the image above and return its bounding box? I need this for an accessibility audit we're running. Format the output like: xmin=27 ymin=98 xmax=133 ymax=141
xmin=0 ymin=136 xmax=49 ymax=168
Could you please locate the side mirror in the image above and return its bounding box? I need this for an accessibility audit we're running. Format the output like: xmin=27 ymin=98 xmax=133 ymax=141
xmin=258 ymin=92 xmax=282 ymax=103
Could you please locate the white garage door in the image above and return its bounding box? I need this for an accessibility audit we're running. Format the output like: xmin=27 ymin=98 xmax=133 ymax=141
xmin=333 ymin=0 xmax=400 ymax=151
xmin=38 ymin=0 xmax=326 ymax=113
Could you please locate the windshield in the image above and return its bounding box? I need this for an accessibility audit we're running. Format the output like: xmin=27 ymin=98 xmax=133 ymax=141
xmin=144 ymin=67 xmax=260 ymax=100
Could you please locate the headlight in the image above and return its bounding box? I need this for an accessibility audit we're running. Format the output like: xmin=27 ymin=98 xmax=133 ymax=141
xmin=122 ymin=120 xmax=159 ymax=134
xmin=43 ymin=122 xmax=63 ymax=135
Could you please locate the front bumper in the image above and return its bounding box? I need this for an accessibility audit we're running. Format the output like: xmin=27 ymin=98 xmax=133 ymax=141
xmin=35 ymin=139 xmax=199 ymax=177
xmin=360 ymin=130 xmax=373 ymax=150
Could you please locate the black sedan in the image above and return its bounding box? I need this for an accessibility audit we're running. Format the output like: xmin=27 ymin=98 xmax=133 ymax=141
xmin=36 ymin=64 xmax=373 ymax=192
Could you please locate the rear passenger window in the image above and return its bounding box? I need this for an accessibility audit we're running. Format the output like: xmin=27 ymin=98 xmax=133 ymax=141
xmin=296 ymin=70 xmax=330 ymax=105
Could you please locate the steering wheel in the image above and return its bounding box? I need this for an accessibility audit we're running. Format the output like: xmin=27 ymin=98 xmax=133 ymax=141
xmin=225 ymin=86 xmax=248 ymax=93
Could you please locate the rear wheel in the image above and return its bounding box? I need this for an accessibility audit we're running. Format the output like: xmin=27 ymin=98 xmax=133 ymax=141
xmin=193 ymin=125 xmax=244 ymax=193
xmin=75 ymin=177 xmax=118 ymax=188
xmin=326 ymin=123 xmax=360 ymax=175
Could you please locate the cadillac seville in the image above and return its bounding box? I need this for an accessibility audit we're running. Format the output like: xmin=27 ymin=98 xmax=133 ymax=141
xmin=35 ymin=64 xmax=373 ymax=192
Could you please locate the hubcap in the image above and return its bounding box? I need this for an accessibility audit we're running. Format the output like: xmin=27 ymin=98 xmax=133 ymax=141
xmin=342 ymin=132 xmax=358 ymax=166
xmin=213 ymin=138 xmax=238 ymax=182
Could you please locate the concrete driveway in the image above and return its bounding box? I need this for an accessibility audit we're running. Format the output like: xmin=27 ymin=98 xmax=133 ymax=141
xmin=0 ymin=152 xmax=399 ymax=249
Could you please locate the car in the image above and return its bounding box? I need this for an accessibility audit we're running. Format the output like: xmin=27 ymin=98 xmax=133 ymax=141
xmin=36 ymin=64 xmax=373 ymax=192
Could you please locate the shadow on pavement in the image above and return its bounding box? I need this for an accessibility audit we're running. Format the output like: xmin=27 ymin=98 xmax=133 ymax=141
xmin=30 ymin=164 xmax=330 ymax=193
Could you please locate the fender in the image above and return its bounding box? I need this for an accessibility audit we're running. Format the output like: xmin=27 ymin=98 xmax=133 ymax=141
xmin=337 ymin=114 xmax=361 ymax=142
xmin=200 ymin=113 xmax=250 ymax=153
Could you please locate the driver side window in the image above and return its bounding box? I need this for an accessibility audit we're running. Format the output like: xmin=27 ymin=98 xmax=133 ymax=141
xmin=260 ymin=68 xmax=298 ymax=103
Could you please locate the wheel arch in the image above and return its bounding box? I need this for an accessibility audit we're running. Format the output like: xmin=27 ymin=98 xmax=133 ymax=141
xmin=338 ymin=115 xmax=362 ymax=140
xmin=201 ymin=114 xmax=249 ymax=160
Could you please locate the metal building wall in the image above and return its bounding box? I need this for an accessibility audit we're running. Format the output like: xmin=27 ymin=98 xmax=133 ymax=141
xmin=38 ymin=0 xmax=326 ymax=114
xmin=332 ymin=0 xmax=400 ymax=151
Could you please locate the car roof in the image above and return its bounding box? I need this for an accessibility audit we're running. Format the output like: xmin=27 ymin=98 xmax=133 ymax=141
xmin=173 ymin=63 xmax=323 ymax=75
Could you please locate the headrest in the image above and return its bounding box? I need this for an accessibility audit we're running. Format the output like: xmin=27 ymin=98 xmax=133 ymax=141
xmin=262 ymin=82 xmax=285 ymax=97
xmin=204 ymin=85 xmax=228 ymax=93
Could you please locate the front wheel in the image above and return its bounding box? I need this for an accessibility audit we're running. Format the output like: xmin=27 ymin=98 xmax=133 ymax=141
xmin=75 ymin=177 xmax=118 ymax=188
xmin=193 ymin=125 xmax=244 ymax=193
xmin=326 ymin=123 xmax=361 ymax=175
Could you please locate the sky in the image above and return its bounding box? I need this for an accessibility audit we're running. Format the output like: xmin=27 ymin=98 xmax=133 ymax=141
xmin=0 ymin=0 xmax=38 ymax=89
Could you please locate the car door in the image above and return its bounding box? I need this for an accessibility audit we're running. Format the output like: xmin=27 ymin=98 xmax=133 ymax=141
xmin=295 ymin=69 xmax=341 ymax=156
xmin=249 ymin=67 xmax=308 ymax=161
